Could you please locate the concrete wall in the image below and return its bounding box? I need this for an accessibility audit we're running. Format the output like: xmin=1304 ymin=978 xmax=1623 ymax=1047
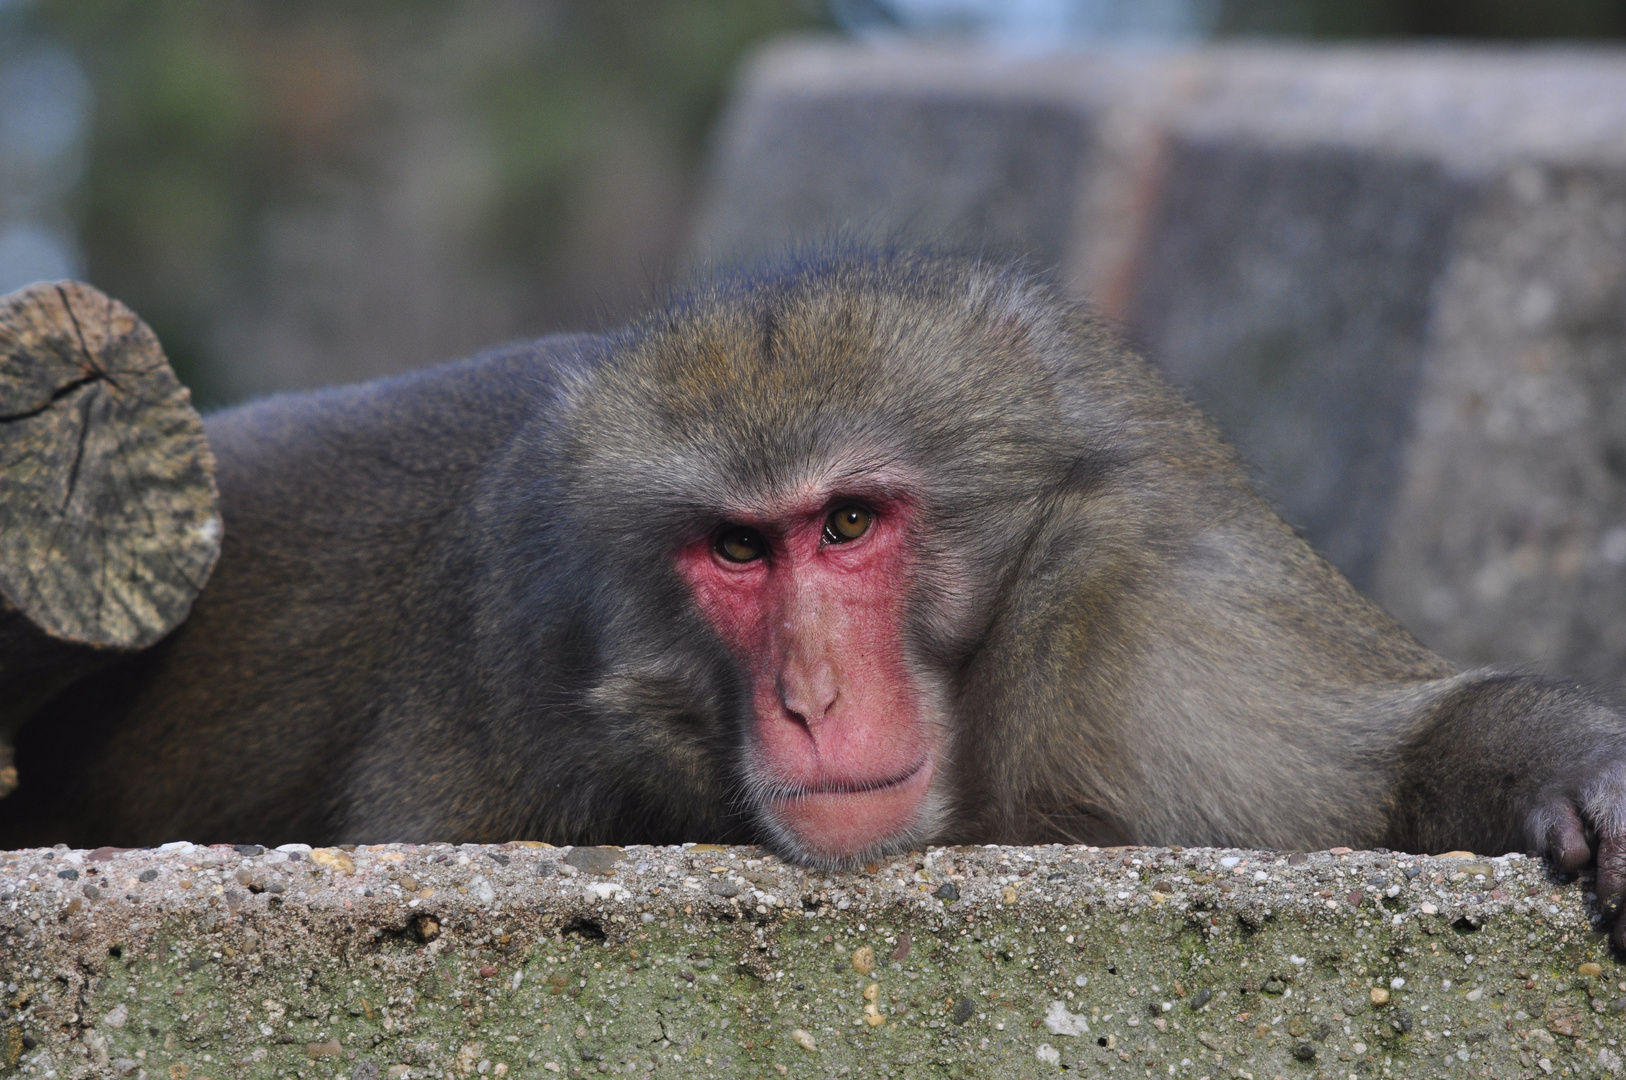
xmin=694 ymin=42 xmax=1626 ymax=684
xmin=3 ymin=842 xmax=1621 ymax=1079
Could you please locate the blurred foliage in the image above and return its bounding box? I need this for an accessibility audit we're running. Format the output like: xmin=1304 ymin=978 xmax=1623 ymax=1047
xmin=477 ymin=1 xmax=825 ymax=283
xmin=17 ymin=0 xmax=827 ymax=401
xmin=10 ymin=0 xmax=1623 ymax=400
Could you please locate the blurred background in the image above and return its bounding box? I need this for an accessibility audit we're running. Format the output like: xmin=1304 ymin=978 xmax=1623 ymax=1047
xmin=2 ymin=0 xmax=1623 ymax=404
xmin=4 ymin=0 xmax=1626 ymax=681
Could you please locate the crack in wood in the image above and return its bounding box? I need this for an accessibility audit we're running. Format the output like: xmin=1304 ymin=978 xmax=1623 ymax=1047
xmin=60 ymin=384 xmax=97 ymax=512
xmin=55 ymin=282 xmax=121 ymax=391
xmin=0 ymin=372 xmax=102 ymax=424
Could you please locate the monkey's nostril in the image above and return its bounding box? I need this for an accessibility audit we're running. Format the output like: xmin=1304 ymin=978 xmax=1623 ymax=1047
xmin=780 ymin=695 xmax=831 ymax=729
xmin=780 ymin=660 xmax=839 ymax=726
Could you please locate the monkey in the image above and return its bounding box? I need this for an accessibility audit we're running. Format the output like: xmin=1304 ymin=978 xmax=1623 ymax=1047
xmin=5 ymin=251 xmax=1626 ymax=942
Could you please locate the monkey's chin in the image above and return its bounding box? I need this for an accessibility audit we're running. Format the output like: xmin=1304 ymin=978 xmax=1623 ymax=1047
xmin=762 ymin=757 xmax=937 ymax=867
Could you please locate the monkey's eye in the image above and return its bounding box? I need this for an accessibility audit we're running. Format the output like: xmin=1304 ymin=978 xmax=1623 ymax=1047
xmin=824 ymin=505 xmax=872 ymax=544
xmin=716 ymin=526 xmax=767 ymax=563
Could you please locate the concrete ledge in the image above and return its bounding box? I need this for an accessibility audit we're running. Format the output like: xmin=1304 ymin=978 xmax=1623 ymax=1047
xmin=1 ymin=843 xmax=1620 ymax=1079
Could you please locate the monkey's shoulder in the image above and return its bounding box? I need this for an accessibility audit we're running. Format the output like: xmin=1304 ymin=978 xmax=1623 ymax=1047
xmin=205 ymin=334 xmax=600 ymax=466
xmin=199 ymin=334 xmax=602 ymax=527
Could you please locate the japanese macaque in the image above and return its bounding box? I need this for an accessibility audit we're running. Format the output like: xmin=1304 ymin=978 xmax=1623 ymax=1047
xmin=5 ymin=254 xmax=1626 ymax=938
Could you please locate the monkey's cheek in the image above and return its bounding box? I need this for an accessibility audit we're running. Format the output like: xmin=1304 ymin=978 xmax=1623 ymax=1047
xmin=767 ymin=758 xmax=936 ymax=862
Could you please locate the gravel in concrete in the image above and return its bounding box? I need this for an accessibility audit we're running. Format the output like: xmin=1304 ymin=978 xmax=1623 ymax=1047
xmin=1 ymin=842 xmax=1620 ymax=1078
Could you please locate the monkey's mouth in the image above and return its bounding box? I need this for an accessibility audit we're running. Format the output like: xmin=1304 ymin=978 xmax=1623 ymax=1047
xmin=783 ymin=756 xmax=931 ymax=798
xmin=764 ymin=754 xmax=936 ymax=860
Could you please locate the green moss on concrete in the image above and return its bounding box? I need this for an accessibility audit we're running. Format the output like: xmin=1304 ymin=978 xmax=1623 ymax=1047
xmin=3 ymin=843 xmax=1623 ymax=1078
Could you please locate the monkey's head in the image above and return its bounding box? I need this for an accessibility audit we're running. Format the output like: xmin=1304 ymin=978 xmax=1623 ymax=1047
xmin=534 ymin=254 xmax=1139 ymax=866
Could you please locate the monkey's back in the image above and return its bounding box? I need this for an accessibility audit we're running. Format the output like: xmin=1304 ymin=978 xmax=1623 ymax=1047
xmin=0 ymin=337 xmax=593 ymax=848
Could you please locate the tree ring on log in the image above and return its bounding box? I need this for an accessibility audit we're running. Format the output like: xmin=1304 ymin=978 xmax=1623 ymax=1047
xmin=0 ymin=280 xmax=221 ymax=649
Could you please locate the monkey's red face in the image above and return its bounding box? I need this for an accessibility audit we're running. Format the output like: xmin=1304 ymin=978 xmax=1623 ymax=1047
xmin=674 ymin=489 xmax=940 ymax=863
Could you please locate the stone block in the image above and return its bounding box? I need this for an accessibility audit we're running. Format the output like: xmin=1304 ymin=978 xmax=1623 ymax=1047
xmin=695 ymin=41 xmax=1626 ymax=680
xmin=1 ymin=841 xmax=1615 ymax=1078
xmin=1135 ymin=50 xmax=1626 ymax=680
xmin=692 ymin=43 xmax=1180 ymax=302
xmin=1371 ymin=163 xmax=1626 ymax=679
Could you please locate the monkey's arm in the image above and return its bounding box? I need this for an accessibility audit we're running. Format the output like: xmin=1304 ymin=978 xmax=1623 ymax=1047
xmin=1385 ymin=674 xmax=1626 ymax=943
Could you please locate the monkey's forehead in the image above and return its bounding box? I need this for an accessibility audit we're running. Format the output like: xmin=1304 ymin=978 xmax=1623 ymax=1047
xmin=563 ymin=351 xmax=1078 ymax=506
xmin=537 ymin=255 xmax=1175 ymax=519
xmin=593 ymin=265 xmax=1080 ymax=431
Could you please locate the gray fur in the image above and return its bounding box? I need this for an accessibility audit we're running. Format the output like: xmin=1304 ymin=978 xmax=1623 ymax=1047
xmin=5 ymin=253 xmax=1625 ymax=931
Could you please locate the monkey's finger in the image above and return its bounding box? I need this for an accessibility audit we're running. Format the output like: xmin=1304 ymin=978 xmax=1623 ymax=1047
xmin=1581 ymin=766 xmax=1626 ymax=916
xmin=1598 ymin=835 xmax=1626 ymax=919
xmin=1604 ymin=829 xmax=1626 ymax=951
xmin=1538 ymin=801 xmax=1592 ymax=873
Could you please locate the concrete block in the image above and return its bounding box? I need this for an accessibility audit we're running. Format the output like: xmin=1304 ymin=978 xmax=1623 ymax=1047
xmin=696 ymin=41 xmax=1626 ymax=681
xmin=1371 ymin=163 xmax=1626 ymax=678
xmin=1132 ymin=50 xmax=1626 ymax=681
xmin=692 ymin=43 xmax=1180 ymax=306
xmin=2 ymin=842 xmax=1618 ymax=1079
xmin=1127 ymin=137 xmax=1468 ymax=589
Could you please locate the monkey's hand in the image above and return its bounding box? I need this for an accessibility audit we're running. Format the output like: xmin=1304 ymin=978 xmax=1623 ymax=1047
xmin=1532 ymin=764 xmax=1626 ymax=938
xmin=1386 ymin=673 xmax=1626 ymax=948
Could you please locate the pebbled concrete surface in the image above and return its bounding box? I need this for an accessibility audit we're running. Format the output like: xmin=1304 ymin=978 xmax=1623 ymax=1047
xmin=1 ymin=841 xmax=1622 ymax=1079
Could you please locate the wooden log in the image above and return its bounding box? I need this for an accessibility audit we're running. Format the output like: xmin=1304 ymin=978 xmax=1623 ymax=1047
xmin=0 ymin=281 xmax=220 ymax=796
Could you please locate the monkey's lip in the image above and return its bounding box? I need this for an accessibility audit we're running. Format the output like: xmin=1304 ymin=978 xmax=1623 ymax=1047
xmin=766 ymin=755 xmax=935 ymax=859
xmin=782 ymin=756 xmax=931 ymax=798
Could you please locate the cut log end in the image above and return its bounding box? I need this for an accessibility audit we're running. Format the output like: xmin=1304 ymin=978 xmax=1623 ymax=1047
xmin=0 ymin=280 xmax=221 ymax=650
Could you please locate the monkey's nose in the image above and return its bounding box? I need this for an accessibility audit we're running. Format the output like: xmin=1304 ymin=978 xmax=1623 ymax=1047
xmin=780 ymin=659 xmax=839 ymax=727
